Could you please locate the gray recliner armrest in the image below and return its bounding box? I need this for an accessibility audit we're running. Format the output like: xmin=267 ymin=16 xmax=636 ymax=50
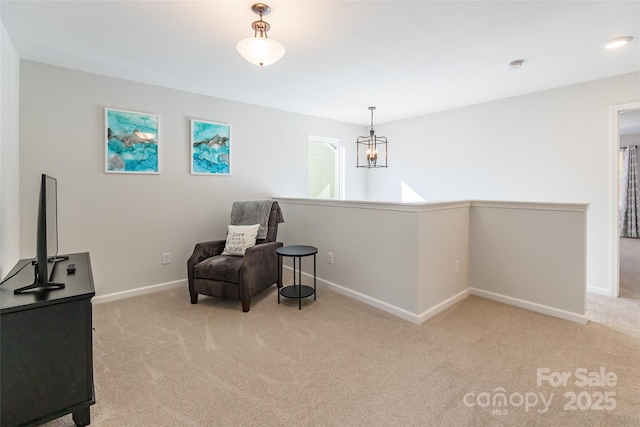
xmin=238 ymin=241 xmax=283 ymax=300
xmin=187 ymin=240 xmax=226 ymax=271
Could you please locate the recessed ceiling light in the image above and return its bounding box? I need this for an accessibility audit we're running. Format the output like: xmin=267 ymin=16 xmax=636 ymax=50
xmin=605 ymin=36 xmax=633 ymax=49
xmin=508 ymin=59 xmax=525 ymax=70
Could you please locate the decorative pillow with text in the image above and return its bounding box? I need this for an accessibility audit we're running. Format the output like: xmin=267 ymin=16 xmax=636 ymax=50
xmin=222 ymin=224 xmax=260 ymax=256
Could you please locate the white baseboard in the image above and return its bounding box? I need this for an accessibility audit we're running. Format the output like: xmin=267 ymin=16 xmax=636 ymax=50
xmin=93 ymin=279 xmax=186 ymax=305
xmin=415 ymin=288 xmax=471 ymax=324
xmin=587 ymin=286 xmax=613 ymax=297
xmin=469 ymin=287 xmax=588 ymax=324
xmin=97 ymin=273 xmax=588 ymax=327
xmin=320 ymin=276 xmax=423 ymax=323
xmin=283 ymin=266 xmax=469 ymax=324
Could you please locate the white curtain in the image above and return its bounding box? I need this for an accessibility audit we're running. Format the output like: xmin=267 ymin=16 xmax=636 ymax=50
xmin=620 ymin=146 xmax=639 ymax=238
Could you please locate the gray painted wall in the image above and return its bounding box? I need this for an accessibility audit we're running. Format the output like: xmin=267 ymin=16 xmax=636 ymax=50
xmin=18 ymin=61 xmax=366 ymax=296
xmin=469 ymin=202 xmax=587 ymax=317
xmin=417 ymin=205 xmax=469 ymax=313
xmin=8 ymin=42 xmax=635 ymax=307
xmin=0 ymin=23 xmax=20 ymax=278
xmin=368 ymin=73 xmax=640 ymax=295
xmin=276 ymin=199 xmax=421 ymax=313
xmin=275 ymin=199 xmax=587 ymax=323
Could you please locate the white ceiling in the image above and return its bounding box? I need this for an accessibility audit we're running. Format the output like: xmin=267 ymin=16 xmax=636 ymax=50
xmin=1 ymin=1 xmax=639 ymax=126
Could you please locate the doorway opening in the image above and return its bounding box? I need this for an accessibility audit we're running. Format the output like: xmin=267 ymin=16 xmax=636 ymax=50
xmin=610 ymin=102 xmax=640 ymax=298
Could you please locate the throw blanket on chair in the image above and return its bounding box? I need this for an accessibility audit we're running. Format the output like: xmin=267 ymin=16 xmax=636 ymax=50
xmin=230 ymin=200 xmax=285 ymax=239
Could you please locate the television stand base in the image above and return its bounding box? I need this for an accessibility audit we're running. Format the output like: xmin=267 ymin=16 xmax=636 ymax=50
xmin=13 ymin=281 xmax=65 ymax=295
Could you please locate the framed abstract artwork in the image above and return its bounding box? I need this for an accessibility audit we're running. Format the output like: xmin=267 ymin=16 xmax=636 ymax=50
xmin=105 ymin=108 xmax=159 ymax=174
xmin=191 ymin=119 xmax=230 ymax=175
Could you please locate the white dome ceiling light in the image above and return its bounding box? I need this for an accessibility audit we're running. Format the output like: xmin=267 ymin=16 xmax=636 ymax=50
xmin=236 ymin=3 xmax=285 ymax=67
xmin=605 ymin=36 xmax=633 ymax=50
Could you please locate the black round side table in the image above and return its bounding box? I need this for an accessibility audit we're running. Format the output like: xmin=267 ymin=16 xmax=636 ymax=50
xmin=276 ymin=245 xmax=317 ymax=310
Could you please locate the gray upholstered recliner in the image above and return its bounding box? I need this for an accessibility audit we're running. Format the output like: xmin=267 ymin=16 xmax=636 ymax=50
xmin=187 ymin=201 xmax=283 ymax=312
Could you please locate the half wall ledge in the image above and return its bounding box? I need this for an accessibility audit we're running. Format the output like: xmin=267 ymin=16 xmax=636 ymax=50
xmin=273 ymin=197 xmax=589 ymax=324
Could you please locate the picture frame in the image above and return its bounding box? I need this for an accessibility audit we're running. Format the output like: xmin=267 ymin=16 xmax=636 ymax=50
xmin=191 ymin=119 xmax=231 ymax=175
xmin=105 ymin=108 xmax=159 ymax=174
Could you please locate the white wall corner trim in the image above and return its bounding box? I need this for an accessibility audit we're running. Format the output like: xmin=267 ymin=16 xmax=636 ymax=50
xmin=470 ymin=287 xmax=588 ymax=324
xmin=93 ymin=279 xmax=186 ymax=305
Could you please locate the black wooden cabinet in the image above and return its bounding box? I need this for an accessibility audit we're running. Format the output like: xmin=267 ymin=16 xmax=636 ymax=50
xmin=1 ymin=253 xmax=95 ymax=427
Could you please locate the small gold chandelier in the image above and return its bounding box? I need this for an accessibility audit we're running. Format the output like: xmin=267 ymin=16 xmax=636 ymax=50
xmin=356 ymin=107 xmax=388 ymax=168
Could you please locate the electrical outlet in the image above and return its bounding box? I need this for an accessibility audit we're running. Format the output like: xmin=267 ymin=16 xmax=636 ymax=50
xmin=454 ymin=260 xmax=459 ymax=274
xmin=163 ymin=253 xmax=171 ymax=265
xmin=328 ymin=252 xmax=334 ymax=264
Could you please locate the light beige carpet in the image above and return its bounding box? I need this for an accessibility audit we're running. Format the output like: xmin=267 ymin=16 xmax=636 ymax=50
xmin=44 ymin=280 xmax=639 ymax=426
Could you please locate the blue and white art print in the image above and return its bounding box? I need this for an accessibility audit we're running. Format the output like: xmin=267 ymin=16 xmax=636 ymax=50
xmin=105 ymin=108 xmax=159 ymax=174
xmin=191 ymin=119 xmax=230 ymax=175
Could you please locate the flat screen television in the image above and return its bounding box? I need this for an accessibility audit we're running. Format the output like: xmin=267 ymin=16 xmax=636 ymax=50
xmin=13 ymin=174 xmax=68 ymax=294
